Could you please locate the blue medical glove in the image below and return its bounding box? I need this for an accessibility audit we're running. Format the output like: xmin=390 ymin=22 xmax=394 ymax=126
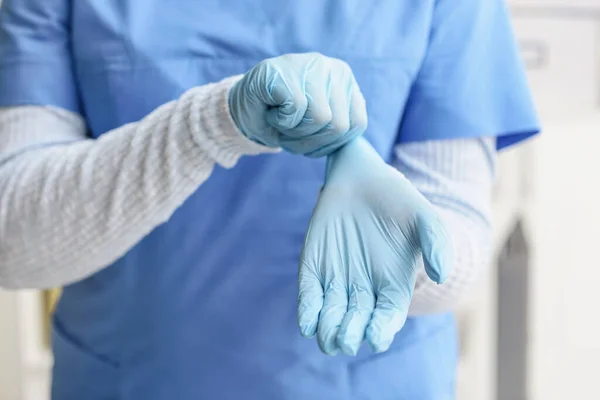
xmin=297 ymin=138 xmax=454 ymax=356
xmin=229 ymin=53 xmax=368 ymax=158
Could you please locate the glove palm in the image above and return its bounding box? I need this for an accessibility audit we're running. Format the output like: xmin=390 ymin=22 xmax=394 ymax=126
xmin=298 ymin=138 xmax=454 ymax=355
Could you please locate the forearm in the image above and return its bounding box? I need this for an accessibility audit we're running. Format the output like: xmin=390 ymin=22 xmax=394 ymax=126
xmin=393 ymin=137 xmax=496 ymax=315
xmin=0 ymin=77 xmax=274 ymax=289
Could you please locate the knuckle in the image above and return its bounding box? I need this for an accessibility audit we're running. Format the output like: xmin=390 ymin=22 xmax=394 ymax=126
xmin=331 ymin=57 xmax=350 ymax=71
xmin=353 ymin=111 xmax=368 ymax=130
xmin=311 ymin=107 xmax=333 ymax=126
xmin=259 ymin=57 xmax=276 ymax=72
xmin=308 ymin=51 xmax=326 ymax=59
xmin=293 ymin=92 xmax=309 ymax=109
xmin=339 ymin=63 xmax=354 ymax=82
xmin=329 ymin=116 xmax=350 ymax=134
xmin=352 ymin=97 xmax=369 ymax=129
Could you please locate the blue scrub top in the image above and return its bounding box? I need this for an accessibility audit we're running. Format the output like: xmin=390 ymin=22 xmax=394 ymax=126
xmin=0 ymin=1 xmax=539 ymax=399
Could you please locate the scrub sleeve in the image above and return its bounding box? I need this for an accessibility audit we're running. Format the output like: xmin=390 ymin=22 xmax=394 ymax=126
xmin=398 ymin=0 xmax=540 ymax=149
xmin=0 ymin=0 xmax=80 ymax=112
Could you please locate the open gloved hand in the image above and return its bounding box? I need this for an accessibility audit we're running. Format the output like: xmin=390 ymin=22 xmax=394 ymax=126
xmin=229 ymin=52 xmax=367 ymax=158
xmin=297 ymin=138 xmax=454 ymax=356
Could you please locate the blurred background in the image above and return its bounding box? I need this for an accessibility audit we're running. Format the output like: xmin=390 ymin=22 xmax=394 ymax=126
xmin=1 ymin=1 xmax=600 ymax=399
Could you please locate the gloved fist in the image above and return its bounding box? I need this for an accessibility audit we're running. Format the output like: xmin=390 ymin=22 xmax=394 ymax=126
xmin=297 ymin=138 xmax=454 ymax=356
xmin=229 ymin=53 xmax=368 ymax=158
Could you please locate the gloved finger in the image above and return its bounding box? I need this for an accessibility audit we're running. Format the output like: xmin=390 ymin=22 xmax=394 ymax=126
xmin=416 ymin=210 xmax=454 ymax=284
xmin=263 ymin=68 xmax=309 ymax=130
xmin=325 ymin=67 xmax=352 ymax=138
xmin=298 ymin=264 xmax=325 ymax=338
xmin=366 ymin=289 xmax=409 ymax=353
xmin=300 ymin=75 xmax=366 ymax=158
xmin=336 ymin=284 xmax=375 ymax=356
xmin=282 ymin=81 xmax=356 ymax=157
xmin=317 ymin=280 xmax=348 ymax=356
xmin=290 ymin=70 xmax=352 ymax=155
xmin=272 ymin=63 xmax=332 ymax=138
xmin=348 ymin=79 xmax=368 ymax=136
xmin=278 ymin=127 xmax=342 ymax=156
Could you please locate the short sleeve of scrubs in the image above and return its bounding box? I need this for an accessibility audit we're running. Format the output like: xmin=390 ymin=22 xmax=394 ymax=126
xmin=0 ymin=0 xmax=80 ymax=113
xmin=398 ymin=0 xmax=540 ymax=149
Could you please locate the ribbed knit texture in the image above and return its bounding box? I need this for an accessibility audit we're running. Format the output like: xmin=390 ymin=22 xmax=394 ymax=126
xmin=0 ymin=77 xmax=495 ymax=314
xmin=393 ymin=137 xmax=495 ymax=315
xmin=0 ymin=76 xmax=276 ymax=289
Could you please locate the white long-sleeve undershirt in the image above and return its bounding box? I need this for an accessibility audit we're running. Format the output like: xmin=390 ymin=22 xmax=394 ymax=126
xmin=0 ymin=76 xmax=495 ymax=315
xmin=0 ymin=77 xmax=277 ymax=289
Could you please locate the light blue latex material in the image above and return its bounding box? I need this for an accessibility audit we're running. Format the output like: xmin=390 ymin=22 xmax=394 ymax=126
xmin=299 ymin=137 xmax=453 ymax=356
xmin=0 ymin=0 xmax=540 ymax=399
xmin=229 ymin=53 xmax=367 ymax=157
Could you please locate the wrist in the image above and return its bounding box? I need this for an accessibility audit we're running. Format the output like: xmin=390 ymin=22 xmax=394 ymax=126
xmin=185 ymin=76 xmax=279 ymax=169
xmin=227 ymin=77 xmax=246 ymax=139
xmin=325 ymin=137 xmax=386 ymax=180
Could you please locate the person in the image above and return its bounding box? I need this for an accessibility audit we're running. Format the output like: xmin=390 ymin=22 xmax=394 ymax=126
xmin=0 ymin=52 xmax=369 ymax=287
xmin=0 ymin=1 xmax=539 ymax=399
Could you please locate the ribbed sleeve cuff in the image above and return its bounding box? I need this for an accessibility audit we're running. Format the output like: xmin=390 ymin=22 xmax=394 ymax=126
xmin=184 ymin=76 xmax=280 ymax=169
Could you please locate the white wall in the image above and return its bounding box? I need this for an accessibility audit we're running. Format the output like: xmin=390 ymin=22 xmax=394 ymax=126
xmin=459 ymin=2 xmax=600 ymax=399
xmin=0 ymin=290 xmax=23 ymax=400
xmin=527 ymin=115 xmax=600 ymax=400
xmin=512 ymin=2 xmax=600 ymax=398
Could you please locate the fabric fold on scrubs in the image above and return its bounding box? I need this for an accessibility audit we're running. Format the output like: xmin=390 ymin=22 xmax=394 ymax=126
xmin=0 ymin=0 xmax=80 ymax=113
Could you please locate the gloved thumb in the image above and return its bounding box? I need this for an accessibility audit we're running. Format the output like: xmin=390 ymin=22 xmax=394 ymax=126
xmin=416 ymin=211 xmax=454 ymax=284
